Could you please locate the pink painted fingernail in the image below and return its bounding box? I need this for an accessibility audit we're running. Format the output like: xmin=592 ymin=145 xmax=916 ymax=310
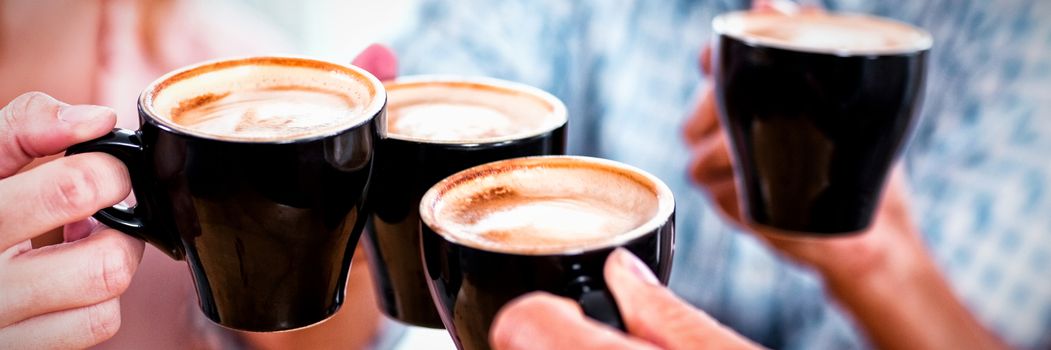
xmin=614 ymin=248 xmax=659 ymax=285
xmin=352 ymin=44 xmax=398 ymax=81
xmin=59 ymin=105 xmax=113 ymax=123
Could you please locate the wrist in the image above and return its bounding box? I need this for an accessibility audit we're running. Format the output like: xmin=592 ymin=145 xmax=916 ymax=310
xmin=819 ymin=235 xmax=1005 ymax=350
xmin=824 ymin=247 xmax=936 ymax=302
xmin=821 ymin=232 xmax=935 ymax=298
xmin=820 ymin=230 xmax=951 ymax=339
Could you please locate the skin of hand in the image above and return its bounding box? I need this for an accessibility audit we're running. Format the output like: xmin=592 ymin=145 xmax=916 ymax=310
xmin=681 ymin=51 xmax=922 ymax=281
xmin=0 ymin=92 xmax=146 ymax=349
xmin=681 ymin=0 xmax=920 ymax=282
xmin=490 ymin=249 xmax=762 ymax=350
xmin=682 ymin=31 xmax=1007 ymax=350
xmin=492 ymin=3 xmax=1004 ymax=347
xmin=236 ymin=43 xmax=399 ymax=350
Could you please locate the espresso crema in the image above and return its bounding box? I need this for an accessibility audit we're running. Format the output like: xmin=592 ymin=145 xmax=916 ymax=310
xmin=146 ymin=57 xmax=382 ymax=142
xmin=385 ymin=77 xmax=567 ymax=144
xmin=715 ymin=12 xmax=932 ymax=54
xmin=421 ymin=157 xmax=673 ymax=255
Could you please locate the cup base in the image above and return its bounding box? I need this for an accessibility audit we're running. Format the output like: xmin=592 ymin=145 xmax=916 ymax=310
xmin=199 ymin=304 xmax=341 ymax=333
xmin=377 ymin=309 xmax=446 ymax=329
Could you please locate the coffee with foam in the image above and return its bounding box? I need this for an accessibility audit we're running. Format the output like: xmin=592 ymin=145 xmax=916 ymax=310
xmin=715 ymin=12 xmax=932 ymax=54
xmin=386 ymin=77 xmax=567 ymax=144
xmin=145 ymin=57 xmax=382 ymax=142
xmin=421 ymin=156 xmax=674 ymax=255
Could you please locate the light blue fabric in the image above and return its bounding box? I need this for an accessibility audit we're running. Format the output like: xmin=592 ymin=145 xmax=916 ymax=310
xmin=391 ymin=1 xmax=1051 ymax=348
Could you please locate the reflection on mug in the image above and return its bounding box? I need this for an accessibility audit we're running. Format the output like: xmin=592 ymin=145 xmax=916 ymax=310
xmin=713 ymin=11 xmax=931 ymax=234
xmin=363 ymin=76 xmax=568 ymax=328
xmin=420 ymin=156 xmax=676 ymax=350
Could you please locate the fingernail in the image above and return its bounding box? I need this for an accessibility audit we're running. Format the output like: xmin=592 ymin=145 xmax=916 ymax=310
xmin=59 ymin=105 xmax=113 ymax=123
xmin=614 ymin=248 xmax=659 ymax=285
xmin=754 ymin=0 xmax=801 ymax=15
xmin=63 ymin=218 xmax=97 ymax=242
xmin=352 ymin=44 xmax=398 ymax=81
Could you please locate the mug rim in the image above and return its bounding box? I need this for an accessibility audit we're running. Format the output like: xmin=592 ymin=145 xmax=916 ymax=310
xmin=419 ymin=155 xmax=675 ymax=256
xmin=138 ymin=55 xmax=387 ymax=144
xmin=712 ymin=11 xmax=933 ymax=57
xmin=384 ymin=75 xmax=568 ymax=146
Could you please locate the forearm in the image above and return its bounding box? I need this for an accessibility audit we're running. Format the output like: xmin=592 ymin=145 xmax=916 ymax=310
xmin=825 ymin=247 xmax=1008 ymax=350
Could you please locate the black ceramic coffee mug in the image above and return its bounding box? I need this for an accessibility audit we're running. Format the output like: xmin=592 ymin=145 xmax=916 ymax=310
xmin=419 ymin=156 xmax=676 ymax=350
xmin=66 ymin=56 xmax=386 ymax=331
xmin=363 ymin=76 xmax=568 ymax=328
xmin=713 ymin=11 xmax=931 ymax=234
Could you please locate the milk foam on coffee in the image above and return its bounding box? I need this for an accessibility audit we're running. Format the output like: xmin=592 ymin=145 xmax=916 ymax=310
xmin=717 ymin=12 xmax=932 ymax=54
xmin=425 ymin=159 xmax=664 ymax=254
xmin=386 ymin=78 xmax=566 ymax=143
xmin=149 ymin=60 xmax=379 ymax=141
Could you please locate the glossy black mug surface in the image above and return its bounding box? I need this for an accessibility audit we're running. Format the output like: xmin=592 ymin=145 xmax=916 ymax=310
xmin=364 ymin=76 xmax=568 ymax=328
xmin=713 ymin=12 xmax=931 ymax=234
xmin=67 ymin=57 xmax=386 ymax=331
xmin=419 ymin=156 xmax=676 ymax=350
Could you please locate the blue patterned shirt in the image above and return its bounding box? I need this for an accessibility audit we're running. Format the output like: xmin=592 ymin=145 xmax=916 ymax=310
xmin=391 ymin=1 xmax=1051 ymax=348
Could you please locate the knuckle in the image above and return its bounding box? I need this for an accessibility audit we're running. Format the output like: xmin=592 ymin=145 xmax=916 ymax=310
xmin=96 ymin=241 xmax=135 ymax=297
xmin=85 ymin=300 xmax=121 ymax=344
xmin=7 ymin=92 xmax=52 ymax=118
xmin=50 ymin=158 xmax=103 ymax=216
xmin=0 ymin=92 xmax=57 ymax=168
xmin=12 ymin=91 xmax=52 ymax=105
xmin=3 ymin=92 xmax=55 ymax=130
xmin=47 ymin=154 xmax=128 ymax=218
xmin=94 ymin=154 xmax=132 ymax=196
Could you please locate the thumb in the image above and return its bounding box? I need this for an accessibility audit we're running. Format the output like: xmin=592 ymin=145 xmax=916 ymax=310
xmin=605 ymin=249 xmax=760 ymax=350
xmin=351 ymin=43 xmax=398 ymax=81
xmin=0 ymin=92 xmax=116 ymax=178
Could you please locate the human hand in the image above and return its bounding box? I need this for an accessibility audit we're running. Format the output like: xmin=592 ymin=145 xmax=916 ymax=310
xmin=681 ymin=2 xmax=926 ymax=284
xmin=490 ymin=249 xmax=761 ymax=350
xmin=352 ymin=43 xmax=398 ymax=81
xmin=0 ymin=92 xmax=145 ymax=348
xmin=683 ymin=51 xmax=923 ymax=281
xmin=684 ymin=40 xmax=1006 ymax=350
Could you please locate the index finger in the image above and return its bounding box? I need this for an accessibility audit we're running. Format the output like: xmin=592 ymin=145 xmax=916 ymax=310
xmin=0 ymin=92 xmax=116 ymax=178
xmin=0 ymin=153 xmax=130 ymax=251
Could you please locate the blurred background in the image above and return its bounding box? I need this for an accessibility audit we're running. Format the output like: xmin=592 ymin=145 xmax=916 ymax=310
xmin=4 ymin=0 xmax=1047 ymax=349
xmin=230 ymin=1 xmax=1050 ymax=348
xmin=218 ymin=0 xmax=412 ymax=63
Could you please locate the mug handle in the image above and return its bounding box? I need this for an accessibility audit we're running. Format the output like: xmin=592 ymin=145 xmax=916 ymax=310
xmin=65 ymin=129 xmax=184 ymax=259
xmin=570 ymin=276 xmax=626 ymax=331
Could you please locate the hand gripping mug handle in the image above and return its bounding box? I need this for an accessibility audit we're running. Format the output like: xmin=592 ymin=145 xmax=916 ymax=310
xmin=65 ymin=129 xmax=184 ymax=259
xmin=570 ymin=276 xmax=626 ymax=331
